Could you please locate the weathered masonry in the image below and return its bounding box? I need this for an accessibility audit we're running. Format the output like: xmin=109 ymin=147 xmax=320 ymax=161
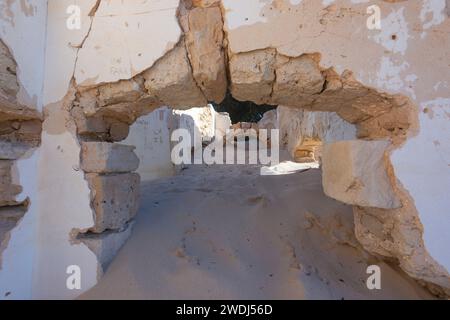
xmin=0 ymin=0 xmax=449 ymax=299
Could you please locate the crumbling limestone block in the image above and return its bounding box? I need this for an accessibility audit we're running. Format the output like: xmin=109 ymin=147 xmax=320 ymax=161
xmin=71 ymin=107 xmax=130 ymax=142
xmin=109 ymin=121 xmax=130 ymax=142
xmin=143 ymin=44 xmax=207 ymax=108
xmin=76 ymin=88 xmax=99 ymax=117
xmin=0 ymin=95 xmax=41 ymax=125
xmin=0 ymin=184 xmax=22 ymax=206
xmin=0 ymin=43 xmax=41 ymax=139
xmin=0 ymin=161 xmax=21 ymax=206
xmin=185 ymin=6 xmax=227 ymax=103
xmin=97 ymin=78 xmax=144 ymax=107
xmin=0 ymin=160 xmax=12 ymax=182
xmin=356 ymin=95 xmax=414 ymax=144
xmin=192 ymin=0 xmax=221 ymax=7
xmin=0 ymin=141 xmax=31 ymax=160
xmin=0 ymin=205 xmax=27 ymax=247
xmin=79 ymin=221 xmax=134 ymax=273
xmin=354 ymin=204 xmax=450 ymax=294
xmin=272 ymin=55 xmax=325 ymax=106
xmin=86 ymin=173 xmax=140 ymax=233
xmin=0 ymin=120 xmax=42 ymax=146
xmin=293 ymin=139 xmax=322 ymax=163
xmin=13 ymin=119 xmax=42 ymax=137
xmin=258 ymin=109 xmax=277 ymax=131
xmin=71 ymin=106 xmax=105 ymax=130
xmin=229 ymin=49 xmax=276 ymax=104
xmin=81 ymin=142 xmax=139 ymax=174
xmin=0 ymin=161 xmax=23 ymax=205
xmin=230 ymin=52 xmax=324 ymax=107
xmin=0 ymin=121 xmax=16 ymax=135
xmin=321 ymin=140 xmax=401 ymax=209
xmin=76 ymin=82 xmax=160 ymax=126
xmin=0 ymin=40 xmax=19 ymax=103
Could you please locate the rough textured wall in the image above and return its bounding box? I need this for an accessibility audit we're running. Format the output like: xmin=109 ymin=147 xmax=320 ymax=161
xmin=0 ymin=0 xmax=45 ymax=299
xmin=276 ymin=106 xmax=357 ymax=162
xmin=221 ymin=0 xmax=450 ymax=295
xmin=123 ymin=105 xmax=232 ymax=181
xmin=0 ymin=0 xmax=449 ymax=299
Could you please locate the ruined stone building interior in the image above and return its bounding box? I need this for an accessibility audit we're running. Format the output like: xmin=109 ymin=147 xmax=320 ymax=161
xmin=0 ymin=0 xmax=449 ymax=301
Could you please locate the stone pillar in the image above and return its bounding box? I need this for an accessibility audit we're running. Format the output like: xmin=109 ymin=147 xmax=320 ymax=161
xmin=78 ymin=142 xmax=140 ymax=272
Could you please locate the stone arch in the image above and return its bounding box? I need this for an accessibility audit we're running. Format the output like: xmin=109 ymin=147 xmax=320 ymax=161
xmin=64 ymin=0 xmax=449 ymax=296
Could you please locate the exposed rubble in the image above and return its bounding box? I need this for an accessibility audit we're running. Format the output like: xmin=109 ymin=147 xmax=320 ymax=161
xmin=0 ymin=40 xmax=41 ymax=265
xmin=184 ymin=6 xmax=227 ymax=103
xmin=59 ymin=0 xmax=449 ymax=295
xmin=229 ymin=49 xmax=277 ymax=105
xmin=0 ymin=160 xmax=22 ymax=207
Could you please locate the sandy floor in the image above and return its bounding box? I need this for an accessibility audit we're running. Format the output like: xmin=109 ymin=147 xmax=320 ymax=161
xmin=81 ymin=163 xmax=433 ymax=300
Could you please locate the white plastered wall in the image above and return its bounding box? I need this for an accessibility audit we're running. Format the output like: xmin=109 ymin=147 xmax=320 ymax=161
xmin=123 ymin=107 xmax=176 ymax=182
xmin=123 ymin=105 xmax=232 ymax=182
xmin=0 ymin=0 xmax=47 ymax=299
xmin=222 ymin=0 xmax=450 ymax=273
xmin=1 ymin=0 xmax=184 ymax=299
xmin=1 ymin=0 xmax=449 ymax=299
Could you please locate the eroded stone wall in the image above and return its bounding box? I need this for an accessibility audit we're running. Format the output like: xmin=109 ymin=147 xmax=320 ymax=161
xmin=0 ymin=0 xmax=449 ymax=299
xmin=65 ymin=0 xmax=450 ymax=296
xmin=0 ymin=40 xmax=41 ymax=267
